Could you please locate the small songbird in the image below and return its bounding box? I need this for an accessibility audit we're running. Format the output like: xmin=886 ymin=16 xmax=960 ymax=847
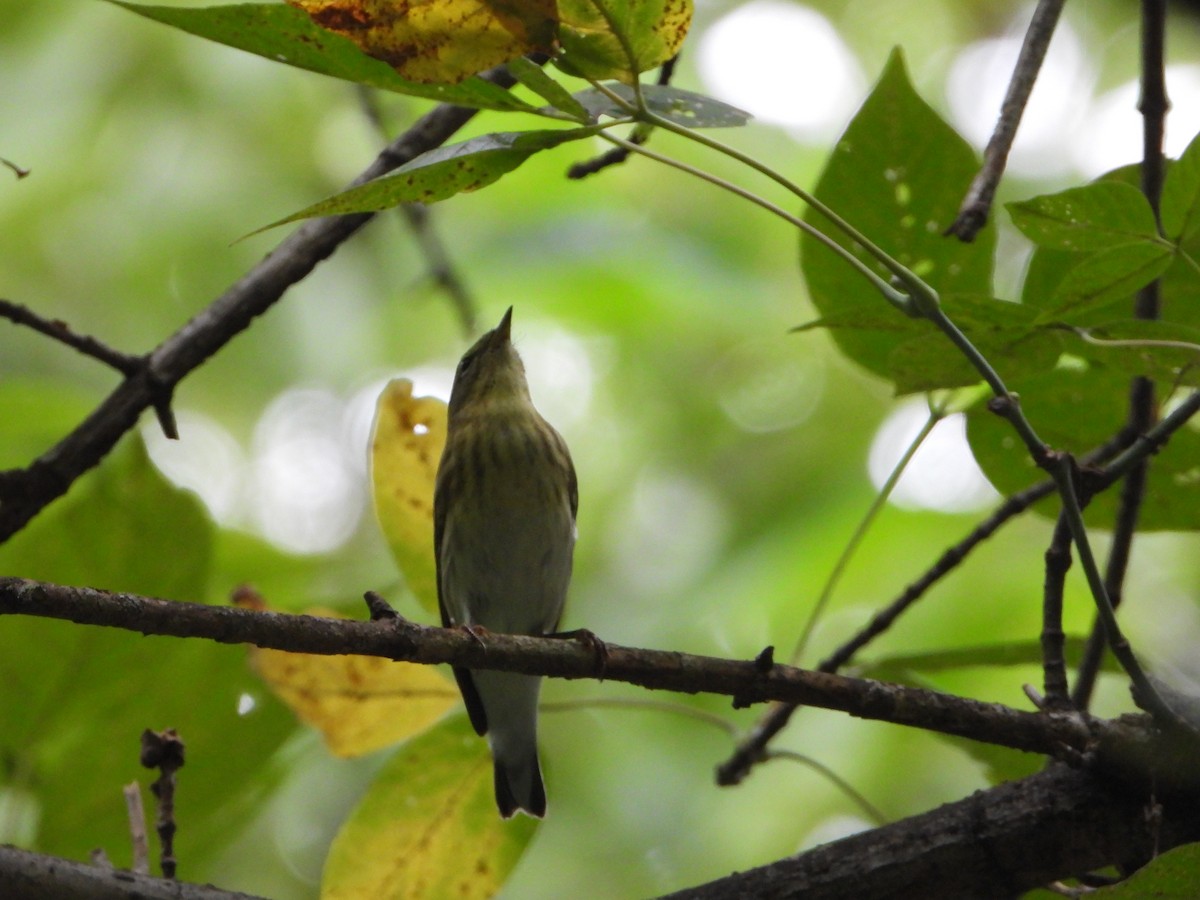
xmin=434 ymin=306 xmax=578 ymax=818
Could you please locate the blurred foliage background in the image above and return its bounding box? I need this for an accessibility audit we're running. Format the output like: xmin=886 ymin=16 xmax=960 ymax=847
xmin=4 ymin=1 xmax=1200 ymax=897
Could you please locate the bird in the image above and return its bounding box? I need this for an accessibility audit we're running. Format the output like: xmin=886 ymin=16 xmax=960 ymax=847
xmin=433 ymin=306 xmax=578 ymax=818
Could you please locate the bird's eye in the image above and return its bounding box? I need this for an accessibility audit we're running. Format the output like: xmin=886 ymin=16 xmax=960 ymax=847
xmin=457 ymin=352 xmax=478 ymax=377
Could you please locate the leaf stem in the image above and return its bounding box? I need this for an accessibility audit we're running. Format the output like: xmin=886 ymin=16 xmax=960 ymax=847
xmin=790 ymin=400 xmax=946 ymax=666
xmin=543 ymin=696 xmax=738 ymax=736
xmin=634 ymin=107 xmax=936 ymax=308
xmin=766 ymin=750 xmax=889 ymax=825
xmin=595 ymin=132 xmax=908 ymax=307
xmin=1070 ymin=326 xmax=1200 ymax=355
xmin=578 ymin=0 xmax=647 ymax=107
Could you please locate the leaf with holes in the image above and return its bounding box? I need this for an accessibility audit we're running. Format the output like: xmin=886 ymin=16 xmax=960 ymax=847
xmin=800 ymin=49 xmax=994 ymax=384
xmin=1008 ymin=181 xmax=1163 ymax=252
xmin=573 ymin=83 xmax=750 ymax=127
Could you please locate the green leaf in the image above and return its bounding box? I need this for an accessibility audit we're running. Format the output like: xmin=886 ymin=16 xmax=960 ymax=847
xmin=1162 ymin=130 xmax=1200 ymax=242
xmin=508 ymin=57 xmax=589 ymax=121
xmin=1007 ymin=181 xmax=1162 ymax=252
xmin=1038 ymin=240 xmax=1175 ymax=321
xmin=1021 ymin=166 xmax=1200 ymax=330
xmin=0 ymin=436 xmax=212 ymax=598
xmin=322 ymin=714 xmax=537 ymax=899
xmin=0 ymin=437 xmax=296 ymax=866
xmin=1093 ymin=844 xmax=1200 ymax=897
xmin=106 ymin=1 xmax=537 ymax=112
xmin=573 ymin=83 xmax=752 ymax=128
xmin=0 ymin=379 xmax=95 ymax=469
xmin=800 ymin=49 xmax=995 ymax=384
xmin=557 ymin=0 xmax=691 ymax=82
xmin=966 ymin=364 xmax=1200 ymax=530
xmin=249 ymin=127 xmax=602 ymax=235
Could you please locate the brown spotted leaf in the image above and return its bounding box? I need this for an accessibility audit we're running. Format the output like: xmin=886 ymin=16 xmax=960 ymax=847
xmin=288 ymin=0 xmax=557 ymax=83
xmin=246 ymin=127 xmax=601 ymax=237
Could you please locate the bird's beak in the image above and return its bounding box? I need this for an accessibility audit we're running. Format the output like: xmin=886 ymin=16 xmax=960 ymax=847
xmin=496 ymin=306 xmax=514 ymax=343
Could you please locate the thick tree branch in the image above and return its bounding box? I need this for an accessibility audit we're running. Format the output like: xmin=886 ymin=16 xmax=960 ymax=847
xmin=0 ymin=576 xmax=1113 ymax=761
xmin=0 ymin=68 xmax=516 ymax=544
xmin=663 ymin=762 xmax=1200 ymax=900
xmin=0 ymin=845 xmax=263 ymax=900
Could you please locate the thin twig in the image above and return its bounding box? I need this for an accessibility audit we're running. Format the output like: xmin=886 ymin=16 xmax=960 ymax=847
xmin=0 ymin=298 xmax=177 ymax=439
xmin=790 ymin=402 xmax=945 ymax=666
xmin=1 ymin=156 xmax=29 ymax=179
xmin=714 ymin=417 xmax=1148 ymax=786
xmin=0 ymin=299 xmax=144 ymax=376
xmin=141 ymin=729 xmax=185 ymax=880
xmin=1053 ymin=455 xmax=1186 ymax=731
xmin=1075 ymin=0 xmax=1169 ymax=710
xmin=765 ymin=749 xmax=888 ymax=826
xmin=1098 ymin=388 xmax=1200 ymax=484
xmin=717 ymin=477 xmax=1056 ymax=786
xmin=947 ymin=0 xmax=1067 ymax=241
xmin=123 ymin=782 xmax=150 ymax=876
xmin=1041 ymin=513 xmax=1074 ymax=708
xmin=568 ymin=55 xmax=677 ymax=179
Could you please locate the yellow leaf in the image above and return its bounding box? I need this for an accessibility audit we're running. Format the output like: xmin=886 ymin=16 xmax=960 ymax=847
xmin=322 ymin=715 xmax=538 ymax=900
xmin=252 ymin=608 xmax=458 ymax=757
xmin=287 ymin=0 xmax=557 ymax=84
xmin=369 ymin=379 xmax=445 ymax=614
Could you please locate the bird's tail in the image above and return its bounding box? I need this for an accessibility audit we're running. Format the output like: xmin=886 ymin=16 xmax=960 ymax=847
xmin=494 ymin=745 xmax=546 ymax=819
xmin=474 ymin=670 xmax=547 ymax=818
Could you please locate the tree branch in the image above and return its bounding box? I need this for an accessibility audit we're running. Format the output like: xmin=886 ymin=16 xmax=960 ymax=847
xmin=1074 ymin=0 xmax=1169 ymax=711
xmin=715 ymin=421 xmax=1149 ymax=788
xmin=0 ymin=845 xmax=263 ymax=900
xmin=662 ymin=762 xmax=1200 ymax=900
xmin=0 ymin=576 xmax=1111 ymax=760
xmin=946 ymin=0 xmax=1067 ymax=240
xmin=0 ymin=68 xmax=516 ymax=544
xmin=0 ymin=299 xmax=144 ymax=376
